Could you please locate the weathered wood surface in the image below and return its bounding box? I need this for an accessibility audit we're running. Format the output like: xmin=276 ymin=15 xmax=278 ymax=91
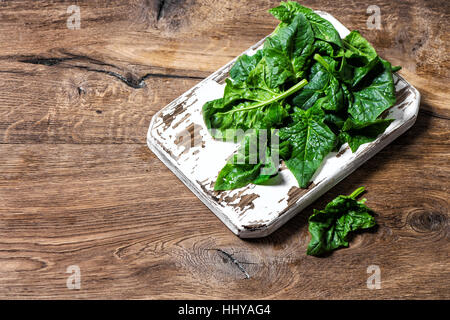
xmin=0 ymin=0 xmax=448 ymax=299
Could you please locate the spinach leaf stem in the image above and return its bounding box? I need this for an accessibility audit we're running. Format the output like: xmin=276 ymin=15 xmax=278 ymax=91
xmin=349 ymin=186 xmax=365 ymax=199
xmin=218 ymin=79 xmax=308 ymax=115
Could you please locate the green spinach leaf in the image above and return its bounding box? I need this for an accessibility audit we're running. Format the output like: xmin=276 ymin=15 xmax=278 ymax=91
xmin=203 ymin=79 xmax=307 ymax=139
xmin=339 ymin=118 xmax=394 ymax=152
xmin=349 ymin=59 xmax=396 ymax=122
xmin=291 ymin=59 xmax=330 ymax=110
xmin=307 ymin=187 xmax=376 ymax=256
xmin=229 ymin=50 xmax=264 ymax=83
xmin=313 ymin=40 xmax=344 ymax=58
xmin=214 ymin=130 xmax=279 ymax=190
xmin=264 ymin=12 xmax=315 ymax=80
xmin=269 ymin=1 xmax=343 ymax=47
xmin=279 ymin=106 xmax=336 ymax=188
xmin=343 ymin=30 xmax=379 ymax=87
xmin=310 ymin=54 xmax=346 ymax=112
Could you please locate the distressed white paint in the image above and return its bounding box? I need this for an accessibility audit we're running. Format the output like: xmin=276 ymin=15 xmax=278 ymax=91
xmin=147 ymin=12 xmax=421 ymax=238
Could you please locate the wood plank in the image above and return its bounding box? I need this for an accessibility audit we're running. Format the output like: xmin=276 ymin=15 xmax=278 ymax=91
xmin=0 ymin=114 xmax=448 ymax=298
xmin=0 ymin=0 xmax=448 ymax=299
xmin=0 ymin=65 xmax=201 ymax=143
xmin=0 ymin=0 xmax=448 ymax=144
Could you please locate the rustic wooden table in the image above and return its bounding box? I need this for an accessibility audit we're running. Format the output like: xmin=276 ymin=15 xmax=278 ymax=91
xmin=0 ymin=0 xmax=448 ymax=299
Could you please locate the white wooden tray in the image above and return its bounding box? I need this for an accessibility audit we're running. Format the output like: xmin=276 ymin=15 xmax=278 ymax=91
xmin=147 ymin=11 xmax=420 ymax=238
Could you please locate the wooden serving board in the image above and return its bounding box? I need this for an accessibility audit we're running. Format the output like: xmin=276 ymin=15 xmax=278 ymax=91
xmin=147 ymin=11 xmax=420 ymax=238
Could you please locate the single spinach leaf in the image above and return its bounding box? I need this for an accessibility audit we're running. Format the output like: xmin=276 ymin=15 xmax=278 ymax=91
xmin=343 ymin=30 xmax=380 ymax=87
xmin=306 ymin=10 xmax=343 ymax=47
xmin=292 ymin=54 xmax=349 ymax=112
xmin=264 ymin=12 xmax=315 ymax=82
xmin=307 ymin=187 xmax=376 ymax=256
xmin=279 ymin=106 xmax=336 ymax=188
xmin=269 ymin=2 xmax=343 ymax=47
xmin=310 ymin=54 xmax=345 ymax=111
xmin=268 ymin=1 xmax=312 ymax=22
xmin=229 ymin=50 xmax=263 ymax=83
xmin=314 ymin=40 xmax=344 ymax=58
xmin=349 ymin=59 xmax=396 ymax=122
xmin=339 ymin=118 xmax=394 ymax=152
xmin=291 ymin=60 xmax=330 ymax=110
xmin=344 ymin=30 xmax=377 ymax=61
xmin=203 ymin=78 xmax=307 ymax=139
xmin=214 ymin=130 xmax=279 ymax=190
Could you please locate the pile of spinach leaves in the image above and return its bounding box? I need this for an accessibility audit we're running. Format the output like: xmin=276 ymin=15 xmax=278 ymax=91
xmin=203 ymin=2 xmax=399 ymax=191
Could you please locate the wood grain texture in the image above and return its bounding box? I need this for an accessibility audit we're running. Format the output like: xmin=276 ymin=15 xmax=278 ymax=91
xmin=0 ymin=0 xmax=448 ymax=299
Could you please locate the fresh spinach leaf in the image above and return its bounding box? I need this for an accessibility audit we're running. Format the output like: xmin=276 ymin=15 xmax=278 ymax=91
xmin=264 ymin=12 xmax=314 ymax=80
xmin=279 ymin=106 xmax=336 ymax=188
xmin=268 ymin=1 xmax=311 ymax=22
xmin=229 ymin=50 xmax=263 ymax=83
xmin=203 ymin=79 xmax=307 ymax=139
xmin=313 ymin=40 xmax=344 ymax=58
xmin=307 ymin=187 xmax=376 ymax=256
xmin=306 ymin=10 xmax=343 ymax=48
xmin=269 ymin=1 xmax=343 ymax=47
xmin=344 ymin=31 xmax=377 ymax=61
xmin=339 ymin=117 xmax=394 ymax=152
xmin=291 ymin=60 xmax=330 ymax=110
xmin=349 ymin=59 xmax=396 ymax=122
xmin=343 ymin=30 xmax=380 ymax=87
xmin=214 ymin=130 xmax=279 ymax=190
xmin=310 ymin=54 xmax=346 ymax=111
